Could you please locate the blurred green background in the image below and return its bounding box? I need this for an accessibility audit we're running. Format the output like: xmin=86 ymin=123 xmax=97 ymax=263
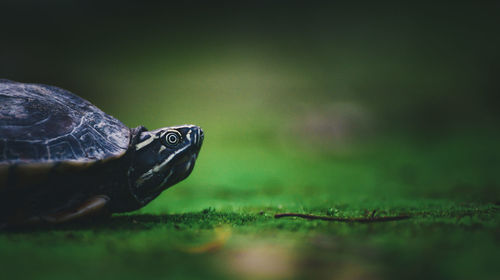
xmin=1 ymin=1 xmax=499 ymax=280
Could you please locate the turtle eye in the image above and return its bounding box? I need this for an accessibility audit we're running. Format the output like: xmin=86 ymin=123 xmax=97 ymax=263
xmin=162 ymin=130 xmax=181 ymax=146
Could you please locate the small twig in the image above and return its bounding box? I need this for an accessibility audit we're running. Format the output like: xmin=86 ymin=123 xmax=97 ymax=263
xmin=274 ymin=213 xmax=410 ymax=223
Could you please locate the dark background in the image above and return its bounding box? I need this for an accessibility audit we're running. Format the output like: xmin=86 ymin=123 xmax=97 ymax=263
xmin=2 ymin=1 xmax=499 ymax=132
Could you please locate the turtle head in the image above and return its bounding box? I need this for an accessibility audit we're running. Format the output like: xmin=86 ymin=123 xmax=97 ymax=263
xmin=127 ymin=125 xmax=204 ymax=206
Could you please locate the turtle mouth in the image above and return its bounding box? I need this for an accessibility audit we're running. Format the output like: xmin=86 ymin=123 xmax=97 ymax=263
xmin=161 ymin=152 xmax=197 ymax=186
xmin=138 ymin=152 xmax=198 ymax=200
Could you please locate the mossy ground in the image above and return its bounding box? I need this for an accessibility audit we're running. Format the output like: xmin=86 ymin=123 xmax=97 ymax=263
xmin=1 ymin=129 xmax=498 ymax=280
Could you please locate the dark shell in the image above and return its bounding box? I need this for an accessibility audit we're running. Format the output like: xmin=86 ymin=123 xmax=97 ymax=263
xmin=0 ymin=80 xmax=130 ymax=164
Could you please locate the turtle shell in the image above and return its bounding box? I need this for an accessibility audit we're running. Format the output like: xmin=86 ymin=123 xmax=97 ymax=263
xmin=0 ymin=79 xmax=130 ymax=169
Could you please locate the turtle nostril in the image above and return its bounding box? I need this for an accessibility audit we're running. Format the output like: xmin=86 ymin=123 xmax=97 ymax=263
xmin=197 ymin=128 xmax=204 ymax=147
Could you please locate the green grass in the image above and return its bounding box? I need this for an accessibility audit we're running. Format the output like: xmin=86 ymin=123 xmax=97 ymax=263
xmin=1 ymin=129 xmax=498 ymax=280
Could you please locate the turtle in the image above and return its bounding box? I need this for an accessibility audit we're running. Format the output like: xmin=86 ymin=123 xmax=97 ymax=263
xmin=0 ymin=79 xmax=203 ymax=228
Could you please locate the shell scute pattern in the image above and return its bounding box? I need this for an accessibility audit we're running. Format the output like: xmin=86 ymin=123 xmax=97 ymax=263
xmin=0 ymin=80 xmax=130 ymax=164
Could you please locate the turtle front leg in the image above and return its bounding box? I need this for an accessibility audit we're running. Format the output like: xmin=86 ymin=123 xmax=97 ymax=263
xmin=3 ymin=195 xmax=111 ymax=228
xmin=39 ymin=195 xmax=110 ymax=224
